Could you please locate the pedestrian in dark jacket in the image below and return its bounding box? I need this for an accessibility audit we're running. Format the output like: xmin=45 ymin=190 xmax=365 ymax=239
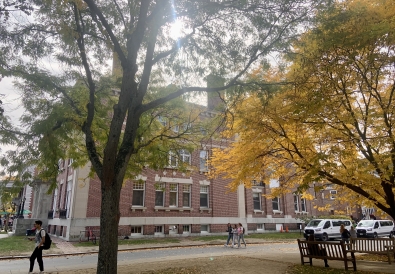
xmin=340 ymin=224 xmax=351 ymax=244
xmin=224 ymin=223 xmax=233 ymax=247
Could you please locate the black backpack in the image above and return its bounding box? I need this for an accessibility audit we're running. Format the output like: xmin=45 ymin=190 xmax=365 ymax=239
xmin=39 ymin=229 xmax=52 ymax=250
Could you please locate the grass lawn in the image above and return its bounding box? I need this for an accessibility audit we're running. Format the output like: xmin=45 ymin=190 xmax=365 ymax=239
xmin=0 ymin=236 xmax=36 ymax=256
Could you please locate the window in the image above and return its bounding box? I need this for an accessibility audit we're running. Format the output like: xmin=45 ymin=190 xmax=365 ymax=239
xmin=155 ymin=226 xmax=163 ymax=233
xmin=330 ymin=190 xmax=337 ymax=200
xmin=172 ymin=124 xmax=180 ymax=132
xmin=257 ymin=224 xmax=264 ymax=230
xmin=65 ymin=180 xmax=72 ymax=218
xmin=200 ymin=185 xmax=209 ymax=208
xmin=272 ymin=197 xmax=280 ymax=211
xmin=58 ymin=159 xmax=64 ymax=170
xmin=158 ymin=116 xmax=167 ymax=126
xmin=131 ymin=226 xmax=142 ymax=234
xmin=199 ymin=150 xmax=208 ymax=172
xmin=182 ymin=122 xmax=192 ymax=131
xmin=132 ymin=182 xmax=145 ymax=206
xmin=53 ymin=188 xmax=58 ymax=211
xmin=294 ymin=195 xmax=299 ymax=211
xmin=68 ymin=158 xmax=74 ymax=166
xmin=301 ymin=198 xmax=307 ymax=212
xmin=182 ymin=185 xmax=191 ymax=207
xmin=183 ymin=225 xmax=190 ymax=233
xmin=168 ymin=151 xmax=178 ymax=167
xmin=253 ymin=193 xmax=261 ymax=210
xmin=179 ymin=149 xmax=191 ymax=164
xmin=169 ymin=184 xmax=178 ymax=207
xmin=155 ymin=183 xmax=165 ymax=206
xmin=201 ymin=225 xmax=209 ymax=232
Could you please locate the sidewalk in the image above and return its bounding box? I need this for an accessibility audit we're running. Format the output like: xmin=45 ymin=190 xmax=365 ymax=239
xmin=53 ymin=237 xmax=395 ymax=274
xmin=1 ymin=235 xmax=394 ymax=273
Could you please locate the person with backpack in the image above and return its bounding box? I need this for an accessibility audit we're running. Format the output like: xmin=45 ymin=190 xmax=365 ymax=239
xmin=237 ymin=223 xmax=246 ymax=248
xmin=28 ymin=220 xmax=47 ymax=274
xmin=224 ymin=223 xmax=233 ymax=247
xmin=340 ymin=224 xmax=351 ymax=244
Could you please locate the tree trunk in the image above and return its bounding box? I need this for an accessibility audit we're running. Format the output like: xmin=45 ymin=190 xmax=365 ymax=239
xmin=97 ymin=178 xmax=121 ymax=274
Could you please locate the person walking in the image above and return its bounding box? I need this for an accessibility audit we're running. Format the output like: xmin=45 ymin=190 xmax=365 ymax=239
xmin=224 ymin=223 xmax=233 ymax=247
xmin=231 ymin=224 xmax=238 ymax=248
xmin=340 ymin=224 xmax=351 ymax=244
xmin=237 ymin=223 xmax=246 ymax=248
xmin=28 ymin=220 xmax=46 ymax=274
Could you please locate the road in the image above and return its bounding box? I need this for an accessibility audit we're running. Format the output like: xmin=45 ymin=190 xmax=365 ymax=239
xmin=1 ymin=242 xmax=299 ymax=274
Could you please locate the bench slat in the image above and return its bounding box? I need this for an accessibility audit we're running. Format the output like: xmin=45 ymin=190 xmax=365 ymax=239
xmin=297 ymin=239 xmax=356 ymax=271
xmin=349 ymin=238 xmax=395 ymax=264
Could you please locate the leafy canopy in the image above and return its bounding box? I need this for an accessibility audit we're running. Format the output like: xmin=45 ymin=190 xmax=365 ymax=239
xmin=210 ymin=0 xmax=395 ymax=219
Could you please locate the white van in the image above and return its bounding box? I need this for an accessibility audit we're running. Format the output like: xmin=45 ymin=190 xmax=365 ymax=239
xmin=304 ymin=219 xmax=352 ymax=241
xmin=356 ymin=220 xmax=394 ymax=238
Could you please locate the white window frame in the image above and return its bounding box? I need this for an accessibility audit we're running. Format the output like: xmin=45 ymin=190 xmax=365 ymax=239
xmin=169 ymin=183 xmax=178 ymax=207
xmin=253 ymin=192 xmax=261 ymax=211
xmin=65 ymin=180 xmax=72 ymax=218
xmin=199 ymin=150 xmax=208 ymax=172
xmin=172 ymin=124 xmax=180 ymax=132
xmin=272 ymin=197 xmax=281 ymax=211
xmin=168 ymin=151 xmax=178 ymax=167
xmin=132 ymin=181 xmax=145 ymax=206
xmin=182 ymin=184 xmax=191 ymax=207
xmin=200 ymin=185 xmax=209 ymax=208
xmin=155 ymin=183 xmax=165 ymax=207
xmin=158 ymin=116 xmax=167 ymax=126
xmin=131 ymin=226 xmax=143 ymax=235
xmin=294 ymin=195 xmax=299 ymax=212
xmin=53 ymin=188 xmax=58 ymax=212
xmin=179 ymin=149 xmax=191 ymax=164
xmin=182 ymin=225 xmax=190 ymax=234
xmin=201 ymin=224 xmax=209 ymax=233
xmin=68 ymin=158 xmax=74 ymax=166
xmin=154 ymin=225 xmax=164 ymax=235
xmin=182 ymin=122 xmax=192 ymax=132
xmin=330 ymin=190 xmax=337 ymax=200
xmin=257 ymin=224 xmax=264 ymax=231
xmin=301 ymin=198 xmax=307 ymax=212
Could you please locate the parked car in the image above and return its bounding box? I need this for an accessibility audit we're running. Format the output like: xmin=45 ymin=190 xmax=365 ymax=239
xmin=304 ymin=219 xmax=352 ymax=241
xmin=356 ymin=220 xmax=394 ymax=238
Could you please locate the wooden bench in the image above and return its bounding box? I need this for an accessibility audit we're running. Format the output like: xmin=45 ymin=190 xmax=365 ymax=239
xmin=347 ymin=237 xmax=395 ymax=264
xmin=297 ymin=239 xmax=356 ymax=271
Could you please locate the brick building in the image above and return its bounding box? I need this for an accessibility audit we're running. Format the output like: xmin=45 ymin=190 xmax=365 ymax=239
xmin=43 ymin=80 xmax=360 ymax=241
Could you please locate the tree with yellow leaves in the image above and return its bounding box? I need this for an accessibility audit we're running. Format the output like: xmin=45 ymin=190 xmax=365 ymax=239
xmin=211 ymin=0 xmax=395 ymax=220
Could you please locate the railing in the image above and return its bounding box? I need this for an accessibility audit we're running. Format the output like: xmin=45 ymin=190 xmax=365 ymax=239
xmin=48 ymin=210 xmax=54 ymax=219
xmin=59 ymin=209 xmax=67 ymax=219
